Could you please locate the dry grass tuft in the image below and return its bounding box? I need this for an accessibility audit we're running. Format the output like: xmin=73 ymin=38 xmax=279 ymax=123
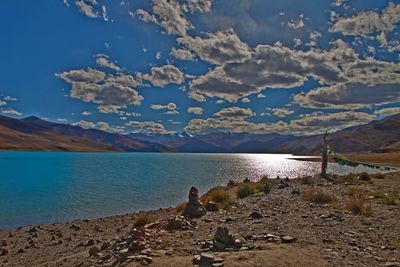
xmin=236 ymin=183 xmax=263 ymax=199
xmin=301 ymin=188 xmax=336 ymax=204
xmin=359 ymin=172 xmax=371 ymax=181
xmin=382 ymin=192 xmax=399 ymax=206
xmin=202 ymin=189 xmax=236 ymax=210
xmin=345 ymin=193 xmax=372 ymax=215
xmin=133 ymin=214 xmax=155 ymax=228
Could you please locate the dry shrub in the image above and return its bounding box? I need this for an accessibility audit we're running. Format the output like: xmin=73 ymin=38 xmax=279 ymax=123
xmin=133 ymin=214 xmax=155 ymax=228
xmin=175 ymin=202 xmax=187 ymax=213
xmin=359 ymin=172 xmax=371 ymax=181
xmin=382 ymin=192 xmax=399 ymax=206
xmin=347 ymin=186 xmax=362 ymax=196
xmin=299 ymin=176 xmax=313 ymax=185
xmin=202 ymin=189 xmax=236 ymax=210
xmin=301 ymin=188 xmax=336 ymax=204
xmin=345 ymin=193 xmax=372 ymax=215
xmin=227 ymin=180 xmax=238 ymax=187
xmin=236 ymin=183 xmax=263 ymax=199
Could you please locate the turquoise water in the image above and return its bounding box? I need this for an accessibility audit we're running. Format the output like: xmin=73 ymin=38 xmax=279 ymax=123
xmin=0 ymin=152 xmax=387 ymax=229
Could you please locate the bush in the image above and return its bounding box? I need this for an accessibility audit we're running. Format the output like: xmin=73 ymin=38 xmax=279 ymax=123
xmin=373 ymin=173 xmax=385 ymax=179
xmin=133 ymin=214 xmax=155 ymax=228
xmin=236 ymin=183 xmax=263 ymax=199
xmin=300 ymin=176 xmax=313 ymax=185
xmin=359 ymin=172 xmax=371 ymax=181
xmin=347 ymin=186 xmax=362 ymax=196
xmin=175 ymin=202 xmax=187 ymax=213
xmin=382 ymin=192 xmax=399 ymax=206
xmin=301 ymin=188 xmax=336 ymax=204
xmin=203 ymin=189 xmax=235 ymax=210
xmin=227 ymin=180 xmax=238 ymax=187
xmin=345 ymin=193 xmax=372 ymax=215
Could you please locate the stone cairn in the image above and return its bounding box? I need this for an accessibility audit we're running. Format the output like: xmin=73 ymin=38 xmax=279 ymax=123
xmin=182 ymin=186 xmax=207 ymax=219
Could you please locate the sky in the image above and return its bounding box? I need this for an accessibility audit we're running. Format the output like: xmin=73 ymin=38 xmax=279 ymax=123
xmin=0 ymin=0 xmax=399 ymax=136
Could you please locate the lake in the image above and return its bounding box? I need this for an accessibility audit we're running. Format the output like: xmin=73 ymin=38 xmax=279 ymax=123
xmin=0 ymin=152 xmax=387 ymax=229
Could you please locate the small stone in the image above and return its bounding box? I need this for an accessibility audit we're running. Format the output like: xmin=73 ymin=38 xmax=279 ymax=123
xmin=249 ymin=211 xmax=263 ymax=219
xmin=205 ymin=202 xmax=219 ymax=212
xmin=281 ymin=236 xmax=295 ymax=243
xmin=263 ymin=185 xmax=271 ymax=194
xmin=88 ymin=246 xmax=101 ymax=257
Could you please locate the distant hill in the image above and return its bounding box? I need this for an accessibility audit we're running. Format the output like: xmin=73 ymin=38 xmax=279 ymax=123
xmin=0 ymin=113 xmax=399 ymax=153
xmin=0 ymin=116 xmax=169 ymax=152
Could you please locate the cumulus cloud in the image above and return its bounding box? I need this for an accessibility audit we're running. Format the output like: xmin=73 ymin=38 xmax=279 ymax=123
xmin=135 ymin=0 xmax=192 ymax=36
xmin=374 ymin=107 xmax=400 ymax=117
xmin=0 ymin=100 xmax=6 ymax=106
xmin=125 ymin=120 xmax=170 ymax=134
xmin=97 ymin=121 xmax=125 ymax=133
xmin=214 ymin=107 xmax=255 ymax=118
xmin=144 ymin=65 xmax=184 ymax=87
xmin=331 ymin=3 xmax=400 ymax=36
xmin=178 ymin=30 xmax=251 ymax=65
xmin=183 ymin=0 xmax=213 ymax=13
xmin=73 ymin=120 xmax=96 ymax=129
xmin=74 ymin=0 xmax=109 ymax=21
xmin=96 ymin=54 xmax=121 ymax=71
xmin=287 ymin=15 xmax=305 ymax=29
xmin=187 ymin=107 xmax=204 ymax=115
xmin=2 ymin=108 xmax=22 ymax=116
xmin=294 ymin=83 xmax=400 ymax=109
xmin=57 ymin=68 xmax=144 ymax=113
xmin=81 ymin=111 xmax=91 ymax=116
xmin=185 ymin=111 xmax=375 ymax=135
xmin=188 ymin=36 xmax=400 ymax=102
xmin=150 ymin=102 xmax=179 ymax=115
xmin=170 ymin=48 xmax=195 ymax=61
xmin=272 ymin=107 xmax=294 ymax=118
xmin=241 ymin=97 xmax=250 ymax=103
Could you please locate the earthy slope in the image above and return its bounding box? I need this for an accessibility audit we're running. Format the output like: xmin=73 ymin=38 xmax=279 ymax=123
xmin=0 ymin=116 xmax=169 ymax=152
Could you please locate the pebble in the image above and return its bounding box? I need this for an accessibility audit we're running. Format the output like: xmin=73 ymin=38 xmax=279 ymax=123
xmin=249 ymin=211 xmax=263 ymax=219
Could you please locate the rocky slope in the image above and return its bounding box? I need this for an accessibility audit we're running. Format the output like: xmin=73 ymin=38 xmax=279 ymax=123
xmin=0 ymin=172 xmax=399 ymax=267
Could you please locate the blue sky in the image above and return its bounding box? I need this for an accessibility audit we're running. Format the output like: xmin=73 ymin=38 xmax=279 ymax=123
xmin=0 ymin=0 xmax=399 ymax=135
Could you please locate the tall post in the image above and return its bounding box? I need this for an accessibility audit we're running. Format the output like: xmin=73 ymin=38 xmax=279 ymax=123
xmin=321 ymin=132 xmax=328 ymax=178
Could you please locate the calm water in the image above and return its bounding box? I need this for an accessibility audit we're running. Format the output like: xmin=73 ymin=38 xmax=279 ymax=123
xmin=0 ymin=152 xmax=387 ymax=229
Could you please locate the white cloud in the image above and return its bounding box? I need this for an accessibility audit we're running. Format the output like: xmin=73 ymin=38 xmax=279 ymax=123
xmin=57 ymin=68 xmax=144 ymax=113
xmin=294 ymin=83 xmax=400 ymax=110
xmin=96 ymin=54 xmax=121 ymax=71
xmin=0 ymin=100 xmax=6 ymax=106
xmin=183 ymin=0 xmax=213 ymax=14
xmin=125 ymin=120 xmax=170 ymax=134
xmin=74 ymin=120 xmax=96 ymax=129
xmin=97 ymin=121 xmax=125 ymax=133
xmin=272 ymin=107 xmax=294 ymax=118
xmin=81 ymin=111 xmax=91 ymax=116
xmin=144 ymin=65 xmax=184 ymax=87
xmin=214 ymin=107 xmax=255 ymax=118
xmin=178 ymin=30 xmax=251 ymax=65
xmin=374 ymin=107 xmax=400 ymax=117
xmin=241 ymin=97 xmax=250 ymax=103
xmin=150 ymin=102 xmax=179 ymax=115
xmin=170 ymin=48 xmax=195 ymax=61
xmin=187 ymin=107 xmax=204 ymax=115
xmin=331 ymin=3 xmax=400 ymax=36
xmin=2 ymin=108 xmax=22 ymax=116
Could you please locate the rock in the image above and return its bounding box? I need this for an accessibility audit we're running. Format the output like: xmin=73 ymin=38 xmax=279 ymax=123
xmin=17 ymin=248 xmax=24 ymax=254
xmin=28 ymin=227 xmax=37 ymax=233
xmin=193 ymin=253 xmax=225 ymax=266
xmin=182 ymin=187 xmax=207 ymax=219
xmin=281 ymin=236 xmax=295 ymax=243
xmin=84 ymin=239 xmax=95 ymax=247
xmin=69 ymin=224 xmax=80 ymax=231
xmin=205 ymin=202 xmax=219 ymax=212
xmin=1 ymin=240 xmax=7 ymax=247
xmin=291 ymin=188 xmax=301 ymax=195
xmin=263 ymin=185 xmax=271 ymax=194
xmin=129 ymin=241 xmax=146 ymax=252
xmin=0 ymin=248 xmax=8 ymax=256
xmin=89 ymin=246 xmax=101 ymax=257
xmin=249 ymin=211 xmax=263 ymax=219
xmin=166 ymin=215 xmax=196 ymax=231
xmin=213 ymin=227 xmax=236 ymax=250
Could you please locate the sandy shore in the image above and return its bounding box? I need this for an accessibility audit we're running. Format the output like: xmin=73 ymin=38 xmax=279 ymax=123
xmin=0 ymin=170 xmax=399 ymax=267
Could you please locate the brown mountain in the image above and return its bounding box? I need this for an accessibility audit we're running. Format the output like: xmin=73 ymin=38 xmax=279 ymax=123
xmin=0 ymin=115 xmax=169 ymax=152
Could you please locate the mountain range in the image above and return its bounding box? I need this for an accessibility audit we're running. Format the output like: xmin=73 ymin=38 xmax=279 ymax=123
xmin=0 ymin=113 xmax=399 ymax=154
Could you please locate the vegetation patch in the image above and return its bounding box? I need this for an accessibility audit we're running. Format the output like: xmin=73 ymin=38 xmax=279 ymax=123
xmin=345 ymin=193 xmax=372 ymax=215
xmin=236 ymin=183 xmax=263 ymax=199
xmin=359 ymin=172 xmax=371 ymax=181
xmin=202 ymin=189 xmax=236 ymax=210
xmin=301 ymin=188 xmax=336 ymax=204
xmin=133 ymin=214 xmax=155 ymax=228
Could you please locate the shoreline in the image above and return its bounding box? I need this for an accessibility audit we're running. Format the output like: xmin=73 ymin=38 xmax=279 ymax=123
xmin=0 ymin=171 xmax=399 ymax=266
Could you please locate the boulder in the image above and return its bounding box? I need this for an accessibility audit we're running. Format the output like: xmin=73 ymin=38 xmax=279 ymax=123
xmin=182 ymin=187 xmax=206 ymax=219
xmin=205 ymin=202 xmax=219 ymax=212
xmin=213 ymin=227 xmax=236 ymax=251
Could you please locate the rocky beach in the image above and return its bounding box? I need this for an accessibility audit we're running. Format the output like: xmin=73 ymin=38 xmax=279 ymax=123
xmin=0 ymin=171 xmax=399 ymax=267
